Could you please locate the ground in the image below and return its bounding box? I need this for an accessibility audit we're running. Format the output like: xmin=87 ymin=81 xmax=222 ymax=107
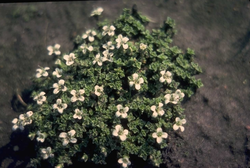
xmin=0 ymin=1 xmax=250 ymax=168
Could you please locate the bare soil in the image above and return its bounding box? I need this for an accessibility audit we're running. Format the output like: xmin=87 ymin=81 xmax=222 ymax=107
xmin=0 ymin=1 xmax=250 ymax=168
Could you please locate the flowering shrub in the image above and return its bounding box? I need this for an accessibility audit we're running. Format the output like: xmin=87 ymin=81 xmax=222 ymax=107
xmin=12 ymin=8 xmax=203 ymax=168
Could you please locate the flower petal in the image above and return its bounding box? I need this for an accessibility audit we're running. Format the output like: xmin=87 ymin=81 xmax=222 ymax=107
xmin=120 ymin=135 xmax=127 ymax=141
xmin=162 ymin=132 xmax=168 ymax=138
xmin=135 ymin=83 xmax=141 ymax=90
xmin=62 ymin=139 xmax=69 ymax=146
xmin=112 ymin=130 xmax=118 ymax=136
xmin=150 ymin=105 xmax=156 ymax=112
xmin=70 ymin=90 xmax=76 ymax=95
xmin=68 ymin=130 xmax=76 ymax=136
xmin=173 ymin=124 xmax=179 ymax=131
xmin=180 ymin=126 xmax=185 ymax=132
xmin=181 ymin=119 xmax=187 ymax=124
xmin=59 ymin=132 xmax=67 ymax=138
xmin=156 ymin=137 xmax=163 ymax=143
xmin=152 ymin=132 xmax=157 ymax=138
xmin=70 ymin=138 xmax=77 ymax=143
xmin=132 ymin=73 xmax=138 ymax=80
xmin=156 ymin=128 xmax=162 ymax=133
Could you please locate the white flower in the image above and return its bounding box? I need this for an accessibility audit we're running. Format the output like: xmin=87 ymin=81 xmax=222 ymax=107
xmin=55 ymin=59 xmax=61 ymax=65
xmin=118 ymin=156 xmax=131 ymax=168
xmin=40 ymin=147 xmax=54 ymax=159
xmin=140 ymin=43 xmax=147 ymax=50
xmin=164 ymin=90 xmax=184 ymax=104
xmin=70 ymin=89 xmax=85 ymax=102
xmin=12 ymin=118 xmax=25 ymax=131
xmin=100 ymin=147 xmax=107 ymax=156
xmin=36 ymin=67 xmax=50 ymax=78
xmin=102 ymin=25 xmax=116 ymax=36
xmin=90 ymin=7 xmax=103 ymax=16
xmin=164 ymin=93 xmax=179 ymax=104
xmin=52 ymin=68 xmax=62 ymax=78
xmin=53 ymin=79 xmax=67 ymax=94
xmin=36 ymin=131 xmax=46 ymax=143
xmin=150 ymin=103 xmax=164 ymax=118
xmin=159 ymin=70 xmax=172 ymax=83
xmin=115 ymin=104 xmax=129 ymax=118
xmin=59 ymin=130 xmax=77 ymax=146
xmin=102 ymin=50 xmax=114 ymax=62
xmin=55 ymin=164 xmax=64 ymax=168
xmin=116 ymin=34 xmax=129 ymax=49
xmin=19 ymin=111 xmax=33 ymax=125
xmin=53 ymin=99 xmax=67 ymax=114
xmin=55 ymin=164 xmax=63 ymax=168
xmin=174 ymin=89 xmax=185 ymax=99
xmin=47 ymin=44 xmax=61 ymax=56
xmin=33 ymin=91 xmax=46 ymax=105
xmin=93 ymin=53 xmax=107 ymax=66
xmin=80 ymin=44 xmax=93 ymax=54
xmin=152 ymin=128 xmax=168 ymax=144
xmin=63 ymin=53 xmax=76 ymax=66
xmin=173 ymin=117 xmax=186 ymax=132
xmin=82 ymin=30 xmax=97 ymax=42
xmin=102 ymin=41 xmax=115 ymax=50
xmin=94 ymin=85 xmax=103 ymax=96
xmin=129 ymin=73 xmax=144 ymax=90
xmin=112 ymin=124 xmax=128 ymax=141
xmin=73 ymin=108 xmax=83 ymax=120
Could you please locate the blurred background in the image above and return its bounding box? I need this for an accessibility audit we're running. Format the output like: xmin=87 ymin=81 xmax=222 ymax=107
xmin=0 ymin=1 xmax=250 ymax=167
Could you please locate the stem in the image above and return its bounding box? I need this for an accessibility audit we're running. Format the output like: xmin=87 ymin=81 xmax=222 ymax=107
xmin=16 ymin=89 xmax=27 ymax=107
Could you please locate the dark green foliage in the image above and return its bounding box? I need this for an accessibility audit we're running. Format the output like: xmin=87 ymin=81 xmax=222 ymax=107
xmin=13 ymin=8 xmax=203 ymax=168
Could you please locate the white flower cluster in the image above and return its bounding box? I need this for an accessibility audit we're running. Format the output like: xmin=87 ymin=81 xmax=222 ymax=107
xmin=53 ymin=79 xmax=67 ymax=94
xmin=12 ymin=111 xmax=33 ymax=131
xmin=139 ymin=43 xmax=147 ymax=50
xmin=116 ymin=34 xmax=129 ymax=49
xmin=129 ymin=73 xmax=144 ymax=90
xmin=36 ymin=67 xmax=50 ymax=78
xmin=102 ymin=25 xmax=116 ymax=36
xmin=47 ymin=44 xmax=61 ymax=56
xmin=52 ymin=68 xmax=62 ymax=78
xmin=112 ymin=124 xmax=129 ymax=141
xmin=36 ymin=131 xmax=46 ymax=143
xmin=102 ymin=41 xmax=115 ymax=62
xmin=93 ymin=53 xmax=107 ymax=66
xmin=16 ymin=11 xmax=192 ymax=166
xmin=82 ymin=30 xmax=97 ymax=42
xmin=152 ymin=127 xmax=168 ymax=144
xmin=115 ymin=104 xmax=129 ymax=118
xmin=173 ymin=117 xmax=186 ymax=132
xmin=80 ymin=43 xmax=93 ymax=54
xmin=63 ymin=53 xmax=76 ymax=66
xmin=94 ymin=85 xmax=103 ymax=96
xmin=59 ymin=130 xmax=77 ymax=146
xmin=33 ymin=91 xmax=46 ymax=105
xmin=164 ymin=89 xmax=185 ymax=104
xmin=90 ymin=7 xmax=103 ymax=16
xmin=53 ymin=99 xmax=67 ymax=114
xmin=73 ymin=108 xmax=83 ymax=120
xmin=118 ymin=156 xmax=131 ymax=168
xmin=40 ymin=147 xmax=54 ymax=159
xmin=70 ymin=89 xmax=85 ymax=102
xmin=159 ymin=70 xmax=172 ymax=83
xmin=150 ymin=102 xmax=164 ymax=118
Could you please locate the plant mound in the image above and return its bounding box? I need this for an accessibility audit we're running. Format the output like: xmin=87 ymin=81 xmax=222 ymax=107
xmin=11 ymin=8 xmax=203 ymax=168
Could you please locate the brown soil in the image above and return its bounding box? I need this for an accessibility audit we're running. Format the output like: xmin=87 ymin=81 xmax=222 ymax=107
xmin=0 ymin=1 xmax=250 ymax=168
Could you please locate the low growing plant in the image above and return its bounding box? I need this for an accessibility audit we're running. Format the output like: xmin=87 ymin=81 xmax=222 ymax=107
xmin=11 ymin=7 xmax=203 ymax=168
